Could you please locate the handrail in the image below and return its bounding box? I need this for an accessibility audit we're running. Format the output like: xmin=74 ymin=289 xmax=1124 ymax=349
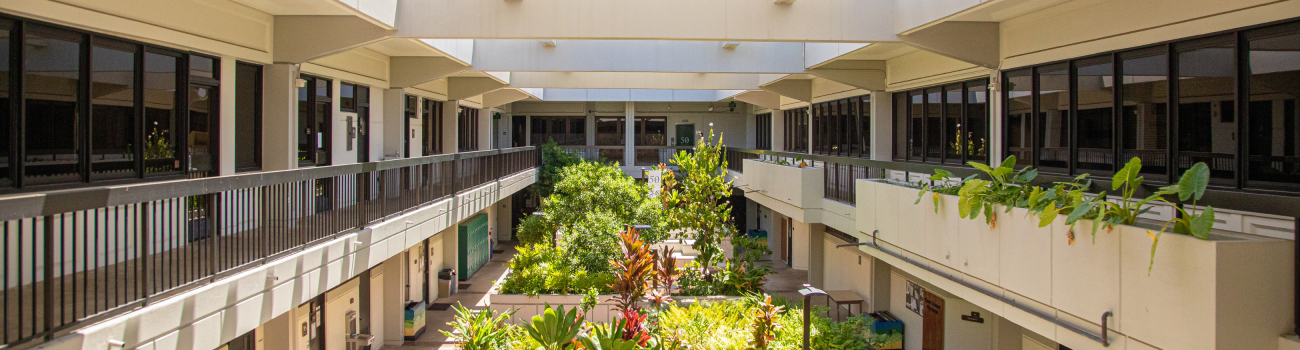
xmin=726 ymin=147 xmax=1300 ymax=218
xmin=0 ymin=146 xmax=539 ymax=222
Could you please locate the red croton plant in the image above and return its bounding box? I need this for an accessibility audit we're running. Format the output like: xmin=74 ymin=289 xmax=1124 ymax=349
xmin=607 ymin=226 xmax=679 ymax=346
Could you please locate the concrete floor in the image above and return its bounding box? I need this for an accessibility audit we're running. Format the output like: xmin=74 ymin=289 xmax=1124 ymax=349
xmin=387 ymin=241 xmax=810 ymax=350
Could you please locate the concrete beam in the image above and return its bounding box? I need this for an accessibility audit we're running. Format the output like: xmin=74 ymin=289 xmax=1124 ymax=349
xmin=805 ymin=60 xmax=887 ymax=91
xmin=274 ymin=16 xmax=396 ymax=63
xmin=389 ymin=56 xmax=470 ymax=88
xmin=395 ymin=0 xmax=897 ymax=43
xmin=447 ymin=77 xmax=507 ymax=101
xmin=761 ymin=79 xmax=812 ymax=102
xmin=469 ymin=40 xmax=806 ymax=73
xmin=507 ymin=72 xmax=762 ymax=90
xmin=898 ymin=21 xmax=999 ymax=69
xmin=731 ymin=90 xmax=782 ymax=110
xmin=481 ymin=89 xmax=535 ymax=109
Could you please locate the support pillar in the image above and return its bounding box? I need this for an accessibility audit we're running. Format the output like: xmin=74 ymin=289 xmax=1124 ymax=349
xmin=263 ymin=63 xmax=300 ymax=171
xmin=218 ymin=56 xmax=237 ymax=175
xmin=382 ymin=89 xmax=405 ymax=159
xmin=809 ymin=224 xmax=825 ymax=289
xmin=624 ymin=102 xmax=635 ymax=167
xmin=443 ymin=101 xmax=460 ymax=153
xmin=870 ymin=90 xmax=893 ymax=161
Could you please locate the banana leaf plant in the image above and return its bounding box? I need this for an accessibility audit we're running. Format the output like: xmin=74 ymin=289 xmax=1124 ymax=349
xmin=523 ymin=303 xmax=585 ymax=350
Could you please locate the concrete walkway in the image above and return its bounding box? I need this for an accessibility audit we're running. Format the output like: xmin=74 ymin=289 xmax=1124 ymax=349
xmin=388 ymin=243 xmax=809 ymax=350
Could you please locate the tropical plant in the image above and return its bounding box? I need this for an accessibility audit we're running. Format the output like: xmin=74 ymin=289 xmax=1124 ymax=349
xmin=653 ymin=295 xmax=804 ymax=350
xmin=522 ymin=303 xmax=585 ymax=350
xmin=618 ymin=308 xmax=653 ymax=346
xmin=439 ymin=302 xmax=517 ymax=350
xmin=662 ymin=129 xmax=737 ymax=272
xmin=535 ymin=138 xmax=585 ymax=198
xmin=955 ymin=156 xmax=1041 ymax=228
xmin=579 ymin=318 xmax=642 ymax=350
xmin=608 ymin=227 xmax=656 ymax=313
xmin=540 ymin=161 xmax=668 ymax=272
xmin=748 ymin=294 xmax=785 ymax=350
xmin=498 ymin=243 xmax=615 ymax=296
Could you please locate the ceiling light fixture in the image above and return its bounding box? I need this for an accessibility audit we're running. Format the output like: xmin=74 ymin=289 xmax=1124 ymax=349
xmin=774 ymin=0 xmax=796 ymax=4
xmin=722 ymin=42 xmax=740 ymax=50
xmin=539 ymin=39 xmax=556 ymax=47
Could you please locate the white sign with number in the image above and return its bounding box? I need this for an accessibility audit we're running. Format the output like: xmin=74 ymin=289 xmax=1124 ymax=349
xmin=647 ymin=171 xmax=662 ymax=197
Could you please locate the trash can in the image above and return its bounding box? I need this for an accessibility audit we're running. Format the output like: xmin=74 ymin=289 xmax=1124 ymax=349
xmin=438 ymin=269 xmax=457 ymax=297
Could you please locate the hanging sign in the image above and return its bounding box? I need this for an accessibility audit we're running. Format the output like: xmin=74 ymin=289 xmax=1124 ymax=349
xmin=646 ymin=171 xmax=663 ymax=197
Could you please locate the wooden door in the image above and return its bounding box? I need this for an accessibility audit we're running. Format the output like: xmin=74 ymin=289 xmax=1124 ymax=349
xmin=922 ymin=291 xmax=945 ymax=350
xmin=777 ymin=218 xmax=788 ymax=264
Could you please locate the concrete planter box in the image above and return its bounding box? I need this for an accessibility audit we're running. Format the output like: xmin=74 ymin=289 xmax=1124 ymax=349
xmin=741 ymin=159 xmax=824 ymax=209
xmin=855 ymin=179 xmax=1292 ymax=350
xmin=488 ymin=269 xmax=742 ymax=325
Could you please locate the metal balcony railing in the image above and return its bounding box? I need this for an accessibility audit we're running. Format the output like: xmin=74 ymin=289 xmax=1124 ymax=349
xmin=0 ymin=147 xmax=539 ymax=349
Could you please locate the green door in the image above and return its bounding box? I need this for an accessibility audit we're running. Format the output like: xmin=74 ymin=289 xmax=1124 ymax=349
xmin=675 ymin=124 xmax=695 ymax=147
xmin=457 ymin=214 xmax=490 ymax=280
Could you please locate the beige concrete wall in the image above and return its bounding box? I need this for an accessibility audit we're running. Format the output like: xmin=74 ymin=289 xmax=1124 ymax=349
xmin=791 ymin=218 xmax=811 ymax=270
xmin=821 ymin=236 xmax=873 ymax=303
xmin=1001 ymin=0 xmax=1300 ymax=69
xmin=308 ymin=49 xmax=392 ymax=88
xmin=6 ymin=0 xmax=273 ymax=62
xmin=885 ymin=50 xmax=989 ymax=92
xmin=323 ymin=277 xmax=361 ymax=350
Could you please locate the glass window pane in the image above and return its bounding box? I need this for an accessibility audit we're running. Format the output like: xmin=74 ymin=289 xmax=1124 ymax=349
xmin=340 ymin=83 xmax=355 ymax=111
xmin=91 ymin=40 xmax=138 ymax=180
xmin=1037 ymin=63 xmax=1071 ymax=172
xmin=860 ymin=96 xmax=871 ymax=157
xmin=316 ymin=79 xmax=329 ymax=98
xmin=944 ymin=84 xmax=963 ymax=164
xmin=0 ymin=21 xmax=9 ymax=188
xmin=894 ymin=92 xmax=907 ymax=160
xmin=189 ymin=55 xmax=214 ymax=79
xmin=1076 ymin=55 xmax=1115 ymax=172
xmin=1121 ymin=47 xmax=1170 ymax=180
xmin=909 ymin=91 xmax=924 ymax=160
xmin=235 ymin=63 xmax=260 ymax=171
xmin=25 ymin=26 xmax=84 ymax=185
xmin=597 ymin=117 xmax=623 ymax=145
xmin=925 ymin=88 xmax=942 ymax=161
xmin=1176 ymin=35 xmax=1236 ymax=185
xmin=1005 ymin=69 xmax=1033 ymax=166
xmin=298 ymin=77 xmax=311 ymax=164
xmin=966 ymin=80 xmax=990 ymax=164
xmin=1246 ymin=29 xmax=1300 ymax=190
xmin=189 ymin=85 xmax=214 ymax=173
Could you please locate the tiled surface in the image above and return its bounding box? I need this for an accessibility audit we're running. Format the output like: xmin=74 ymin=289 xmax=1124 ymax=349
xmin=385 ymin=244 xmax=810 ymax=350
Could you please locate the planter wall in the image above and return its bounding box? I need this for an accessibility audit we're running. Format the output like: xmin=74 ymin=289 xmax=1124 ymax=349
xmin=854 ymin=179 xmax=1293 ymax=350
xmin=741 ymin=159 xmax=824 ymax=210
xmin=488 ymin=292 xmax=740 ymax=325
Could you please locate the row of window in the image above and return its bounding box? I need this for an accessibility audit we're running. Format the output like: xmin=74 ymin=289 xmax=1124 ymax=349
xmin=812 ymin=95 xmax=871 ymax=158
xmin=1003 ymin=20 xmax=1300 ymax=191
xmin=892 ymin=79 xmax=991 ymax=165
xmin=783 ymin=109 xmax=809 ymax=152
xmin=754 ymin=113 xmax=772 ymax=150
xmin=458 ymin=107 xmax=480 ymax=152
xmin=531 ymin=116 xmax=585 ymax=146
xmin=0 ymin=16 xmax=263 ymax=190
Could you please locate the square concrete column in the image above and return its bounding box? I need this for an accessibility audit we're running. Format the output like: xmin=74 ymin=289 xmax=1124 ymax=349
xmin=870 ymin=90 xmax=893 ymax=161
xmin=382 ymin=89 xmax=405 ymax=159
xmin=773 ymin=108 xmax=786 ymax=152
xmin=479 ymin=107 xmax=493 ymax=150
xmin=586 ymin=103 xmax=596 ymax=146
xmin=624 ymin=102 xmax=635 ymax=166
xmin=262 ymin=63 xmax=300 ymax=171
xmin=443 ymin=102 xmax=459 ymax=153
xmin=218 ymin=57 xmax=237 ymax=175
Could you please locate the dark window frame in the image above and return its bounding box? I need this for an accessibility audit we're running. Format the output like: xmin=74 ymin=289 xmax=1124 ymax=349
xmin=755 ymin=112 xmax=772 ymax=150
xmin=234 ymin=62 xmax=262 ymax=173
xmin=810 ymin=94 xmax=870 ymax=158
xmin=999 ymin=17 xmax=1300 ymax=194
xmin=530 ymin=116 xmax=586 ymax=146
xmin=783 ymin=108 xmax=808 ymax=152
xmin=0 ymin=13 xmax=225 ymax=192
xmin=892 ymin=78 xmax=991 ymax=166
xmin=458 ymin=106 xmax=480 ymax=152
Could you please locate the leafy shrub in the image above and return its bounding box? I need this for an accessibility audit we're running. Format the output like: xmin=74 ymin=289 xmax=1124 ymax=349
xmin=652 ymin=295 xmax=805 ymax=350
xmin=499 ymin=243 xmax=614 ymax=296
xmin=439 ymin=302 xmax=517 ymax=350
xmin=535 ymin=138 xmax=585 ymax=198
xmin=522 ymin=303 xmax=585 ymax=350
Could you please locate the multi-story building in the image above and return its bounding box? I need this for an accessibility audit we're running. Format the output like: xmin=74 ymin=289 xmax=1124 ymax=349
xmin=0 ymin=0 xmax=1297 ymax=349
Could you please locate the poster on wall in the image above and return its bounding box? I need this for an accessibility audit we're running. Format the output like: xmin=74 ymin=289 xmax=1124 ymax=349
xmin=905 ymin=280 xmax=925 ymax=316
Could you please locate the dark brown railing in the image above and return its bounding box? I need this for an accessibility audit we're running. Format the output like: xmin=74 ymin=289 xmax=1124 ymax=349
xmin=0 ymin=147 xmax=538 ymax=349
